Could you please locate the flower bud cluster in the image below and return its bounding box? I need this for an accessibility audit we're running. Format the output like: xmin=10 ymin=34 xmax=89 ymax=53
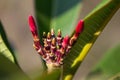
xmin=28 ymin=15 xmax=84 ymax=67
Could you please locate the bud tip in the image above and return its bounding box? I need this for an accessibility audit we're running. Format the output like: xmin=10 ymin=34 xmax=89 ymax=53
xmin=75 ymin=20 xmax=84 ymax=34
xmin=28 ymin=15 xmax=37 ymax=32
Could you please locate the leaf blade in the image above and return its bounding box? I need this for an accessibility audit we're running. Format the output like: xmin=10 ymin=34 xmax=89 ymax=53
xmin=35 ymin=0 xmax=82 ymax=37
xmin=0 ymin=21 xmax=16 ymax=64
xmin=63 ymin=0 xmax=120 ymax=80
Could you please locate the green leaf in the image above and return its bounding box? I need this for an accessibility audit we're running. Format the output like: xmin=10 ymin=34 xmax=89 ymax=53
xmin=35 ymin=0 xmax=82 ymax=38
xmin=0 ymin=21 xmax=16 ymax=64
xmin=63 ymin=0 xmax=120 ymax=80
xmin=0 ymin=53 xmax=30 ymax=80
xmin=86 ymin=44 xmax=120 ymax=80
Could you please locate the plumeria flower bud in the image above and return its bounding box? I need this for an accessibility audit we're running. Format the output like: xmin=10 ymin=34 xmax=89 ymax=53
xmin=69 ymin=20 xmax=84 ymax=46
xmin=51 ymin=38 xmax=56 ymax=46
xmin=75 ymin=20 xmax=84 ymax=38
xmin=57 ymin=29 xmax=61 ymax=37
xmin=51 ymin=28 xmax=55 ymax=38
xmin=47 ymin=32 xmax=51 ymax=39
xmin=62 ymin=35 xmax=69 ymax=49
xmin=28 ymin=15 xmax=45 ymax=57
xmin=28 ymin=15 xmax=38 ymax=36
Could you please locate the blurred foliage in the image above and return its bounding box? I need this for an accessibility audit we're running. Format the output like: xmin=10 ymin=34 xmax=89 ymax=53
xmin=35 ymin=0 xmax=82 ymax=39
xmin=0 ymin=54 xmax=30 ymax=80
xmin=86 ymin=44 xmax=120 ymax=80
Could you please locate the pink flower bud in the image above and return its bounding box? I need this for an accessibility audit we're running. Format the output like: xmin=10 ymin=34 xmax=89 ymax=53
xmin=75 ymin=20 xmax=84 ymax=37
xmin=28 ymin=15 xmax=37 ymax=34
xmin=62 ymin=35 xmax=70 ymax=49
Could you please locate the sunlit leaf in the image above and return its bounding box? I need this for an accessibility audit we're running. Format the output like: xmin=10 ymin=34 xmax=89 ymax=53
xmin=0 ymin=21 xmax=17 ymax=64
xmin=63 ymin=0 xmax=120 ymax=80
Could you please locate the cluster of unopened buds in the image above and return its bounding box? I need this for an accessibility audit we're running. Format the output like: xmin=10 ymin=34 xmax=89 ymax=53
xmin=28 ymin=15 xmax=84 ymax=67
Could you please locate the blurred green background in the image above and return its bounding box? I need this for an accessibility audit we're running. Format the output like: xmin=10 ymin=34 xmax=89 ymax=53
xmin=0 ymin=0 xmax=120 ymax=80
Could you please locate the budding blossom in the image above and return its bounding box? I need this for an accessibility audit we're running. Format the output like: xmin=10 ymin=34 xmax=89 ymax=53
xmin=28 ymin=15 xmax=84 ymax=67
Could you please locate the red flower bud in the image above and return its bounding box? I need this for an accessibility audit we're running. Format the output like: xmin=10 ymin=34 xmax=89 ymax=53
xmin=28 ymin=15 xmax=37 ymax=36
xmin=62 ymin=35 xmax=70 ymax=49
xmin=75 ymin=20 xmax=84 ymax=37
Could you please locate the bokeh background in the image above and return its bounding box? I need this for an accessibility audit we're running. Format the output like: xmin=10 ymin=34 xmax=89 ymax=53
xmin=0 ymin=0 xmax=120 ymax=80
